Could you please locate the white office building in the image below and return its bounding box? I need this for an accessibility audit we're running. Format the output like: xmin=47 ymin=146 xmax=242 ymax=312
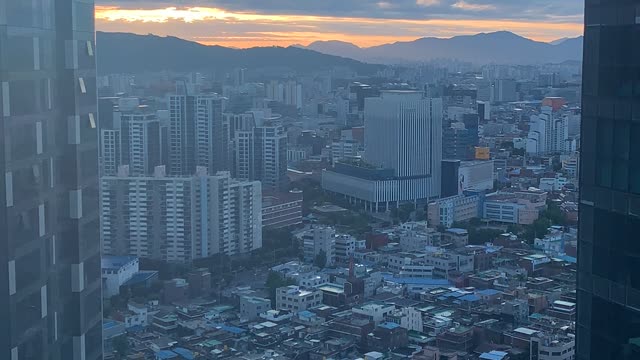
xmin=101 ymin=169 xmax=262 ymax=262
xmin=240 ymin=296 xmax=272 ymax=321
xmin=428 ymin=194 xmax=480 ymax=228
xmin=323 ymin=91 xmax=443 ymax=210
xmin=365 ymin=91 xmax=442 ymax=181
xmin=102 ymin=256 xmax=140 ymax=297
xmin=352 ymin=303 xmax=396 ymax=324
xmin=276 ymin=286 xmax=323 ymax=312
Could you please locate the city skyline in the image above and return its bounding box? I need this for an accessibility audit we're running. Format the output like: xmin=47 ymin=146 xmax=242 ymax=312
xmin=95 ymin=0 xmax=584 ymax=48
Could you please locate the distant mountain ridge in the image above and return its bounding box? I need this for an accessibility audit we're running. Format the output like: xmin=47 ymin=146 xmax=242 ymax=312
xmin=96 ymin=32 xmax=382 ymax=75
xmin=303 ymin=31 xmax=583 ymax=65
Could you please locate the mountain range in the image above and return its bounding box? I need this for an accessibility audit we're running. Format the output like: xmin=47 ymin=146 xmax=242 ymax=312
xmin=96 ymin=32 xmax=382 ymax=75
xmin=301 ymin=31 xmax=583 ymax=65
xmin=95 ymin=31 xmax=583 ymax=76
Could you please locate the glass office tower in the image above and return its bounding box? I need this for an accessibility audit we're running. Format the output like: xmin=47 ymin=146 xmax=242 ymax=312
xmin=578 ymin=0 xmax=640 ymax=359
xmin=0 ymin=1 xmax=102 ymax=359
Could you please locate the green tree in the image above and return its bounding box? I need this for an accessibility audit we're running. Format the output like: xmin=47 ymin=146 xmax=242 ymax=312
xmin=469 ymin=228 xmax=503 ymax=245
xmin=532 ymin=217 xmax=551 ymax=238
xmin=265 ymin=271 xmax=295 ymax=306
xmin=542 ymin=202 xmax=566 ymax=226
xmin=398 ymin=203 xmax=415 ymax=223
xmin=314 ymin=250 xmax=328 ymax=269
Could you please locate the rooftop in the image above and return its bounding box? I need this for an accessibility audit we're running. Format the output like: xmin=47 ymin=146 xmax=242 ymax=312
xmin=123 ymin=270 xmax=158 ymax=286
xmin=379 ymin=322 xmax=401 ymax=330
xmin=102 ymin=255 xmax=138 ymax=271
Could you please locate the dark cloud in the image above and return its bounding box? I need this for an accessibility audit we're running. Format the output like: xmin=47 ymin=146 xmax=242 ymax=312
xmin=98 ymin=0 xmax=583 ymax=22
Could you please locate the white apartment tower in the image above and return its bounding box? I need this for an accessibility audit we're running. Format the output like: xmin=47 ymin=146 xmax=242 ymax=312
xmin=527 ymin=106 xmax=570 ymax=154
xmin=127 ymin=113 xmax=161 ymax=176
xmin=100 ymin=129 xmax=122 ymax=176
xmin=101 ymin=168 xmax=262 ymax=262
xmin=231 ymin=113 xmax=288 ymax=191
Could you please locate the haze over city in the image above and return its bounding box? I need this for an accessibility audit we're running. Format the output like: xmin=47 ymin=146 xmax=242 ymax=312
xmin=2 ymin=0 xmax=640 ymax=359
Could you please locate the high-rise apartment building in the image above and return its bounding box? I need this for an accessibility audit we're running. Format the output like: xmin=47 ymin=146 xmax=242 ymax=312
xmin=0 ymin=1 xmax=103 ymax=359
xmin=230 ymin=112 xmax=288 ymax=191
xmin=169 ymin=86 xmax=226 ymax=176
xmin=577 ymin=2 xmax=640 ymax=359
xmin=101 ymin=168 xmax=262 ymax=262
xmin=99 ymin=103 xmax=164 ymax=177
xmin=126 ymin=111 xmax=161 ymax=176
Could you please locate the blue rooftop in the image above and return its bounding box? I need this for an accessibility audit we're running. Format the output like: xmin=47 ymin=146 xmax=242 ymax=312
xmin=459 ymin=294 xmax=480 ymax=302
xmin=123 ymin=270 xmax=159 ymax=286
xmin=102 ymin=255 xmax=138 ymax=271
xmin=443 ymin=291 xmax=465 ymax=298
xmin=155 ymin=350 xmax=178 ymax=360
xmin=480 ymin=350 xmax=509 ymax=360
xmin=103 ymin=320 xmax=121 ymax=330
xmin=173 ymin=348 xmax=195 ymax=360
xmin=383 ymin=276 xmax=451 ymax=286
xmin=298 ymin=310 xmax=315 ymax=318
xmin=379 ymin=322 xmax=401 ymax=330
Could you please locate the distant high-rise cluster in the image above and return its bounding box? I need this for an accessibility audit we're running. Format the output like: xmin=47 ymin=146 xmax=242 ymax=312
xmin=526 ymin=99 xmax=579 ymax=155
xmin=266 ymin=80 xmax=303 ymax=110
xmin=98 ymin=84 xmax=273 ymax=261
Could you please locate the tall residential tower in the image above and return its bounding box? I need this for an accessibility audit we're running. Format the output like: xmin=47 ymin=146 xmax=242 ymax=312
xmin=577 ymin=1 xmax=640 ymax=359
xmin=0 ymin=1 xmax=103 ymax=359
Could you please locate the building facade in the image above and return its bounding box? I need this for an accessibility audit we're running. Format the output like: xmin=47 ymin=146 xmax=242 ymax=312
xmin=101 ymin=169 xmax=262 ymax=262
xmin=169 ymin=88 xmax=226 ymax=176
xmin=261 ymin=190 xmax=303 ymax=229
xmin=0 ymin=1 xmax=103 ymax=358
xmin=323 ymin=91 xmax=443 ymax=210
xmin=299 ymin=226 xmax=336 ymax=267
xmin=577 ymin=2 xmax=640 ymax=359
xmin=365 ymin=91 xmax=442 ymax=188
xmin=276 ymin=286 xmax=322 ymax=312
xmin=428 ymin=194 xmax=481 ymax=228
xmin=232 ymin=114 xmax=288 ymax=191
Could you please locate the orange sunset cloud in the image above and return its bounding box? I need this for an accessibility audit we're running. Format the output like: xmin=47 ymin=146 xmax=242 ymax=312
xmin=94 ymin=5 xmax=583 ymax=48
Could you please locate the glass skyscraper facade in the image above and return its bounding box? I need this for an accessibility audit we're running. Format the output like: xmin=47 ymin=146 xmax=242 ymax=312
xmin=578 ymin=0 xmax=640 ymax=358
xmin=0 ymin=1 xmax=102 ymax=359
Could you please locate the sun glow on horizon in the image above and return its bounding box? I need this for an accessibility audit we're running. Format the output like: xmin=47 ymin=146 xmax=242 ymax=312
xmin=95 ymin=5 xmax=583 ymax=48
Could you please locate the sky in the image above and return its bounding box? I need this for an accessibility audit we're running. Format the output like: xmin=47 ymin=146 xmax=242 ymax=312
xmin=95 ymin=0 xmax=584 ymax=48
